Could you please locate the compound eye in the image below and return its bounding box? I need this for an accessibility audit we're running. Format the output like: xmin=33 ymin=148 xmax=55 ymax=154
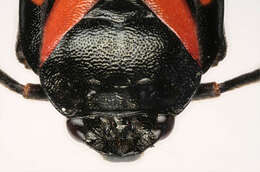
xmin=66 ymin=118 xmax=86 ymax=142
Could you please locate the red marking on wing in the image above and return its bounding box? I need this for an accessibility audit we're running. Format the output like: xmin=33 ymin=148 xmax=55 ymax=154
xmin=143 ymin=0 xmax=200 ymax=64
xmin=32 ymin=0 xmax=45 ymax=6
xmin=40 ymin=0 xmax=98 ymax=65
xmin=200 ymin=0 xmax=212 ymax=6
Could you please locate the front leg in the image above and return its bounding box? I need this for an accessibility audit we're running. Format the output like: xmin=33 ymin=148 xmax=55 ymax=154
xmin=0 ymin=69 xmax=47 ymax=100
xmin=193 ymin=69 xmax=260 ymax=100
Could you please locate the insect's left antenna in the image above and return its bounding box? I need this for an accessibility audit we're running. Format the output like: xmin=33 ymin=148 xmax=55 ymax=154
xmin=193 ymin=69 xmax=260 ymax=100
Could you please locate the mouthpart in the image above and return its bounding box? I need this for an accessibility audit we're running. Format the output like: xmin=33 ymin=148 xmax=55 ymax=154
xmin=66 ymin=111 xmax=175 ymax=158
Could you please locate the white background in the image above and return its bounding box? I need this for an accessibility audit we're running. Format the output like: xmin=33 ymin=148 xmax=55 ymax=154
xmin=0 ymin=1 xmax=260 ymax=172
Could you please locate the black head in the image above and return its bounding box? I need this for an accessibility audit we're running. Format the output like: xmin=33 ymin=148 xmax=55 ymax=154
xmin=40 ymin=0 xmax=201 ymax=157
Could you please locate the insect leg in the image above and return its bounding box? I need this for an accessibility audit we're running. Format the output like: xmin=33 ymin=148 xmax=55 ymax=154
xmin=0 ymin=69 xmax=47 ymax=100
xmin=16 ymin=44 xmax=32 ymax=70
xmin=193 ymin=69 xmax=260 ymax=100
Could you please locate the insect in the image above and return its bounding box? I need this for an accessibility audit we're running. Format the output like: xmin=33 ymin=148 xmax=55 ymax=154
xmin=0 ymin=0 xmax=259 ymax=159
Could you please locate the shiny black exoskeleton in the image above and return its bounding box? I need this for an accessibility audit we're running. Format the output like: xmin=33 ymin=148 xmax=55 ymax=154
xmin=0 ymin=0 xmax=259 ymax=159
xmin=39 ymin=0 xmax=201 ymax=156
